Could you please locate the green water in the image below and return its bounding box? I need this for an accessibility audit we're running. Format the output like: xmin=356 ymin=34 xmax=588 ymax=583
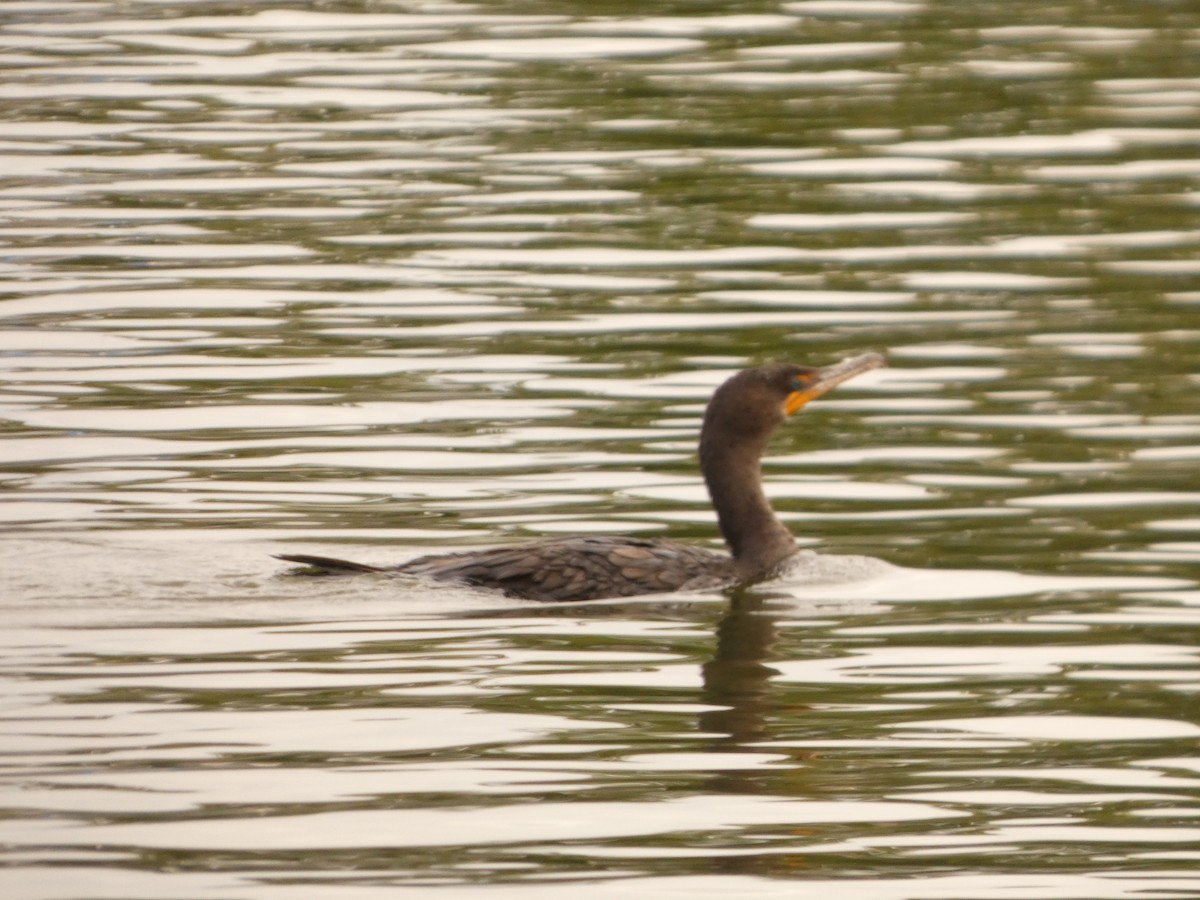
xmin=1 ymin=1 xmax=1199 ymax=897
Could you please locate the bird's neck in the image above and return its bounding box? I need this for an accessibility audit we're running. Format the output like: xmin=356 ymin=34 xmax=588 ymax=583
xmin=700 ymin=433 xmax=797 ymax=578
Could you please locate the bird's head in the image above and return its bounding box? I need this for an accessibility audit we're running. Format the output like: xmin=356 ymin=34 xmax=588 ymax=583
xmin=704 ymin=351 xmax=885 ymax=444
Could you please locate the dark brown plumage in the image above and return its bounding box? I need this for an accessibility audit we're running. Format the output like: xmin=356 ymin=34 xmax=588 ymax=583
xmin=278 ymin=352 xmax=885 ymax=602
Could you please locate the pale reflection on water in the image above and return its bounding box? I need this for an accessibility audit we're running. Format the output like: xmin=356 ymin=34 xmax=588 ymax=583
xmin=3 ymin=535 xmax=1197 ymax=897
xmin=2 ymin=0 xmax=1200 ymax=897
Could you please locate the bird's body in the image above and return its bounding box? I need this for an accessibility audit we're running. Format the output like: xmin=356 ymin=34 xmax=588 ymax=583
xmin=278 ymin=352 xmax=884 ymax=602
xmin=411 ymin=535 xmax=730 ymax=602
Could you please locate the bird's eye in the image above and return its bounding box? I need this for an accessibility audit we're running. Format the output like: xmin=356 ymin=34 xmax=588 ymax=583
xmin=790 ymin=374 xmax=813 ymax=391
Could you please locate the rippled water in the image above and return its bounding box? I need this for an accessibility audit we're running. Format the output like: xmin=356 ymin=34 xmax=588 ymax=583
xmin=2 ymin=1 xmax=1200 ymax=897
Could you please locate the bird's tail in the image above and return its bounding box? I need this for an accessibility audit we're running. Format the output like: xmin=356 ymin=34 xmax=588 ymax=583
xmin=275 ymin=553 xmax=383 ymax=575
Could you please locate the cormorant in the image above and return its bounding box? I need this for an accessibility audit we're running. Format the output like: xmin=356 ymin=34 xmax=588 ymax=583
xmin=278 ymin=351 xmax=885 ymax=602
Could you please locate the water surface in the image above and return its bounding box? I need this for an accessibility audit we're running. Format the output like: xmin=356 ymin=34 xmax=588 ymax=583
xmin=2 ymin=1 xmax=1199 ymax=897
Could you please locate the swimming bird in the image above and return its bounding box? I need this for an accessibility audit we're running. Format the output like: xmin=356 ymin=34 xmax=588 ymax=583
xmin=278 ymin=351 xmax=885 ymax=602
